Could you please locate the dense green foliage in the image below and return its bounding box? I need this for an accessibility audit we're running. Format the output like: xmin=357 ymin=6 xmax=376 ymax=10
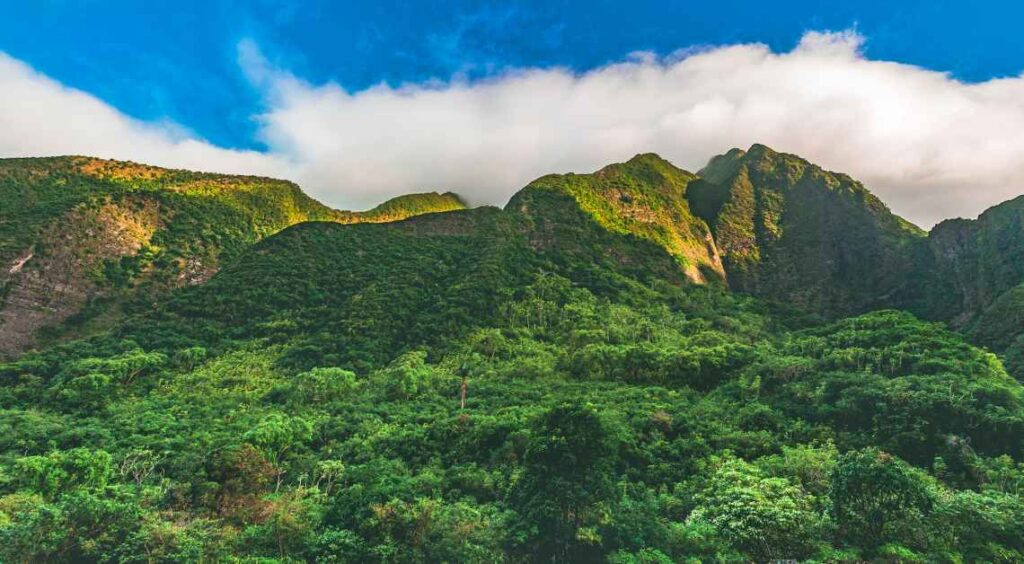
xmin=340 ymin=191 xmax=466 ymax=223
xmin=0 ymin=156 xmax=334 ymax=267
xmin=3 ymin=149 xmax=1024 ymax=561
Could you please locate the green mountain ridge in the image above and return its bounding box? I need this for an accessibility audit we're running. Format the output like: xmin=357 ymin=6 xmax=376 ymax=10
xmin=511 ymin=153 xmax=725 ymax=284
xmin=5 ymin=147 xmax=1024 ymax=561
xmin=915 ymin=195 xmax=1024 ymax=375
xmin=0 ymin=156 xmax=466 ymax=358
xmin=342 ymin=190 xmax=467 ymax=223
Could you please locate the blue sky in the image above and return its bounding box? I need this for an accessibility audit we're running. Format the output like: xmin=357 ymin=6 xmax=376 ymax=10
xmin=3 ymin=0 xmax=1022 ymax=151
xmin=2 ymin=1 xmax=1024 ymax=226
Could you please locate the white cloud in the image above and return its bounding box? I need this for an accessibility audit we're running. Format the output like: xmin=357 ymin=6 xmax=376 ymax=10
xmin=4 ymin=31 xmax=1024 ymax=227
xmin=0 ymin=52 xmax=290 ymax=179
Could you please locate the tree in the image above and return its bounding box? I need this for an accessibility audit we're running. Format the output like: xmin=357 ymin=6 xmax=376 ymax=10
xmin=373 ymin=351 xmax=436 ymax=401
xmin=13 ymin=448 xmax=114 ymax=499
xmin=929 ymin=489 xmax=1024 ymax=561
xmin=242 ymin=488 xmax=324 ymax=560
xmin=694 ymin=457 xmax=819 ymax=561
xmin=243 ymin=414 xmax=315 ymax=491
xmin=511 ymin=402 xmax=621 ymax=562
xmin=209 ymin=444 xmax=278 ymax=522
xmin=293 ymin=367 xmax=358 ymax=403
xmin=0 ymin=487 xmax=144 ymax=562
xmin=829 ymin=448 xmax=934 ymax=552
xmin=173 ymin=346 xmax=208 ymax=371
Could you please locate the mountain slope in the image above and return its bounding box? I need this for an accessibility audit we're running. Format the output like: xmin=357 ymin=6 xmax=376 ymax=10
xmin=112 ymin=177 xmax=712 ymax=370
xmin=337 ymin=190 xmax=466 ymax=223
xmin=911 ymin=196 xmax=1024 ymax=374
xmin=510 ymin=153 xmax=725 ymax=284
xmin=688 ymin=144 xmax=925 ymax=317
xmin=922 ymin=195 xmax=1024 ymax=320
xmin=0 ymin=156 xmax=465 ymax=357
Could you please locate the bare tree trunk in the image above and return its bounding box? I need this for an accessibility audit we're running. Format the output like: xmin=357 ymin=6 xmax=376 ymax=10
xmin=460 ymin=374 xmax=468 ymax=410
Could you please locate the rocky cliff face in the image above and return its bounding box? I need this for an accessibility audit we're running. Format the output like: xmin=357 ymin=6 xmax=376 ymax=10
xmin=909 ymin=196 xmax=1024 ymax=375
xmin=924 ymin=197 xmax=1024 ymax=320
xmin=682 ymin=146 xmax=1024 ymax=377
xmin=0 ymin=198 xmax=161 ymax=355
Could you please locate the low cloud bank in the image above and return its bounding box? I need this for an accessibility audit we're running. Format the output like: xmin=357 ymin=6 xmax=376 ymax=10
xmin=4 ymin=31 xmax=1024 ymax=226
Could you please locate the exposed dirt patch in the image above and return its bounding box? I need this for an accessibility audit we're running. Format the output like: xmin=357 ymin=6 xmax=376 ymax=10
xmin=177 ymin=255 xmax=218 ymax=286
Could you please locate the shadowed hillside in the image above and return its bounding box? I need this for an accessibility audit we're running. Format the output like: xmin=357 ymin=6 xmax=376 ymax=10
xmin=688 ymin=144 xmax=924 ymax=317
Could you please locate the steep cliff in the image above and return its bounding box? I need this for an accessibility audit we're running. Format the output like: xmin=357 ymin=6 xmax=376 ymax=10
xmin=688 ymin=144 xmax=924 ymax=317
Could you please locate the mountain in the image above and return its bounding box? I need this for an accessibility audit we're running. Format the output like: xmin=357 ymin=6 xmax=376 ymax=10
xmin=681 ymin=145 xmax=1024 ymax=377
xmin=336 ymin=190 xmax=467 ymax=223
xmin=2 ymin=149 xmax=1024 ymax=562
xmin=688 ymin=144 xmax=925 ymax=316
xmin=926 ymin=196 xmax=1024 ymax=317
xmin=510 ymin=153 xmax=725 ymax=284
xmin=111 ymin=157 xmax=723 ymax=371
xmin=0 ymin=156 xmax=465 ymax=357
xmin=912 ymin=196 xmax=1024 ymax=374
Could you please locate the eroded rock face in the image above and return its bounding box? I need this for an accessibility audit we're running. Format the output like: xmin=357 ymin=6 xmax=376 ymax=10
xmin=0 ymin=200 xmax=161 ymax=357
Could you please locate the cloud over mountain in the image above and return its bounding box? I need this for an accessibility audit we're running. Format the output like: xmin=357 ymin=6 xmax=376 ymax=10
xmin=4 ymin=31 xmax=1024 ymax=226
xmin=0 ymin=52 xmax=290 ymax=179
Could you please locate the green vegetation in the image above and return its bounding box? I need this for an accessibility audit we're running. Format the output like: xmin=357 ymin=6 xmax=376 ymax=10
xmin=2 ymin=148 xmax=1024 ymax=561
xmin=513 ymin=153 xmax=725 ymax=284
xmin=338 ymin=191 xmax=466 ymax=223
xmin=917 ymin=197 xmax=1024 ymax=376
xmin=688 ymin=144 xmax=925 ymax=317
xmin=0 ymin=157 xmax=466 ymax=357
xmin=0 ymin=156 xmax=335 ymax=267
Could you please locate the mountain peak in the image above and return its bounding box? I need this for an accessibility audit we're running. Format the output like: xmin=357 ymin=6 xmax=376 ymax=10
xmin=697 ymin=143 xmax=806 ymax=186
xmin=340 ymin=191 xmax=467 ymax=223
xmin=745 ymin=142 xmax=776 ymax=156
xmin=689 ymin=146 xmax=923 ymax=315
xmin=698 ymin=147 xmax=747 ymax=184
xmin=594 ymin=152 xmax=689 ymax=183
xmin=625 ymin=152 xmax=672 ymax=165
xmin=509 ymin=154 xmax=724 ymax=284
